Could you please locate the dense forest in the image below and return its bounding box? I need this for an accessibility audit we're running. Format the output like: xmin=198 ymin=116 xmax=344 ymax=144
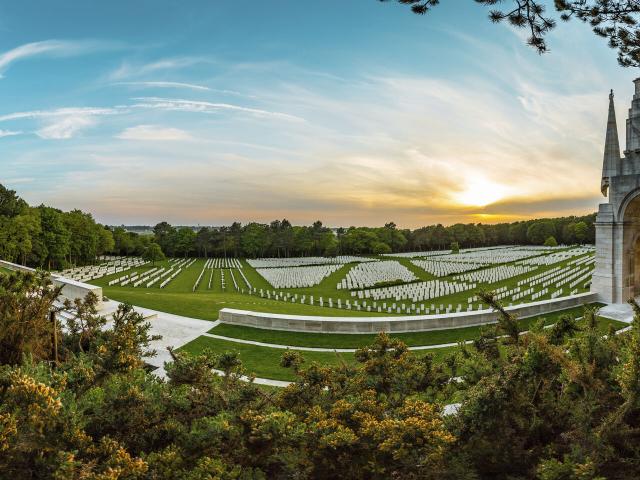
xmin=2 ymin=270 xmax=640 ymax=479
xmin=0 ymin=183 xmax=595 ymax=269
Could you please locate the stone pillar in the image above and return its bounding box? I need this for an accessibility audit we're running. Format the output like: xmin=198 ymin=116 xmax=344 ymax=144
xmin=592 ymin=204 xmax=616 ymax=303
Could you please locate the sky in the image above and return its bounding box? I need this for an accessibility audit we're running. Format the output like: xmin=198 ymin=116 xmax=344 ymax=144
xmin=0 ymin=0 xmax=638 ymax=228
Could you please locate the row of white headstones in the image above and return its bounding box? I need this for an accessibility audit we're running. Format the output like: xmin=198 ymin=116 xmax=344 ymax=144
xmin=108 ymin=258 xmax=194 ymax=288
xmin=61 ymin=256 xmax=148 ymax=282
xmin=247 ymin=255 xmax=376 ymax=268
xmin=100 ymin=246 xmax=595 ymax=313
xmin=105 ymin=257 xmax=249 ymax=291
xmin=193 ymin=258 xmax=252 ymax=292
xmin=248 ymin=247 xmax=595 ymax=313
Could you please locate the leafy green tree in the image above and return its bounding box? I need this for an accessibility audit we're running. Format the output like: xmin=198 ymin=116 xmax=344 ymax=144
xmin=0 ymin=184 xmax=27 ymax=217
xmin=544 ymin=235 xmax=558 ymax=247
xmin=63 ymin=210 xmax=103 ymax=265
xmin=562 ymin=221 xmax=577 ymax=244
xmin=195 ymin=227 xmax=211 ymax=257
xmin=153 ymin=221 xmax=177 ymax=257
xmin=372 ymin=241 xmax=392 ymax=254
xmin=143 ymin=242 xmax=166 ymax=265
xmin=0 ymin=210 xmax=42 ymax=265
xmin=229 ymin=221 xmax=243 ymax=257
xmin=241 ymin=222 xmax=270 ymax=258
xmin=450 ymin=241 xmax=460 ymax=253
xmin=37 ymin=206 xmax=71 ymax=270
xmin=175 ymin=227 xmax=196 ymax=258
xmin=96 ymin=226 xmax=115 ymax=256
xmin=527 ymin=220 xmax=556 ymax=245
xmin=574 ymin=221 xmax=589 ymax=244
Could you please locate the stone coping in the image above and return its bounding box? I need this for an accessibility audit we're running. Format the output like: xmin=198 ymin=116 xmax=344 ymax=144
xmin=0 ymin=259 xmax=103 ymax=306
xmin=219 ymin=292 xmax=598 ymax=333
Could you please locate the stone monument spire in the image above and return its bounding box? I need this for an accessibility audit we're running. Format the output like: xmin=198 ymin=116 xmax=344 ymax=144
xmin=625 ymin=78 xmax=640 ymax=153
xmin=593 ymin=80 xmax=640 ymax=304
xmin=601 ymin=89 xmax=621 ymax=196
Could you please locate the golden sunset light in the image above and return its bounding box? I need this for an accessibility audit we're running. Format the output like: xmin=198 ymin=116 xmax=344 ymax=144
xmin=454 ymin=176 xmax=510 ymax=207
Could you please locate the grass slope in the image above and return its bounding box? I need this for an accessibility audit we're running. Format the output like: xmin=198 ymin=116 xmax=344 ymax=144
xmin=177 ymin=336 xmax=456 ymax=382
xmin=102 ymin=290 xmax=381 ymax=320
xmin=179 ymin=305 xmax=622 ymax=382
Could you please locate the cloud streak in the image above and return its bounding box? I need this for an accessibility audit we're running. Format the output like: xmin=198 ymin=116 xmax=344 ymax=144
xmin=0 ymin=107 xmax=124 ymax=140
xmin=129 ymin=97 xmax=304 ymax=122
xmin=113 ymin=81 xmax=211 ymax=91
xmin=0 ymin=39 xmax=120 ymax=77
xmin=0 ymin=129 xmax=22 ymax=138
xmin=116 ymin=124 xmax=192 ymax=141
xmin=108 ymin=57 xmax=213 ymax=80
xmin=0 ymin=106 xmax=122 ymax=122
xmin=36 ymin=115 xmax=98 ymax=140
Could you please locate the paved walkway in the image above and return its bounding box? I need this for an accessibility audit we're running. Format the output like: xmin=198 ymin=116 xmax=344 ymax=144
xmin=97 ymin=301 xmax=291 ymax=385
xmin=599 ymin=302 xmax=635 ymax=323
xmin=99 ymin=300 xmax=214 ymax=379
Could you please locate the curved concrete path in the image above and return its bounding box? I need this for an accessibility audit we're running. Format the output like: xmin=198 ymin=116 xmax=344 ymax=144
xmin=98 ymin=301 xmax=291 ymax=386
xmin=99 ymin=300 xmax=215 ymax=379
xmin=203 ymin=332 xmax=471 ymax=352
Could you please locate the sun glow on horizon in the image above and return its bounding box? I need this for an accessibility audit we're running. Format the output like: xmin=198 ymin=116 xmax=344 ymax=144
xmin=455 ymin=176 xmax=509 ymax=207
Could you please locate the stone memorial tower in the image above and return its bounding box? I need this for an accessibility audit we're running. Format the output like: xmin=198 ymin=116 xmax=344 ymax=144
xmin=593 ymin=79 xmax=640 ymax=303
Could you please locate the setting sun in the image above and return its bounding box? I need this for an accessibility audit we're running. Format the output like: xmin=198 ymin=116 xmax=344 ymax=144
xmin=455 ymin=177 xmax=509 ymax=207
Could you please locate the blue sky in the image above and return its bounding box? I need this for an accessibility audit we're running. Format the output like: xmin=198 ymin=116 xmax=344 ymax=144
xmin=0 ymin=0 xmax=637 ymax=227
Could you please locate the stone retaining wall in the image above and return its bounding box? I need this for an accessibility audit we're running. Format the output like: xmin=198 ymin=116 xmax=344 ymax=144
xmin=219 ymin=292 xmax=599 ymax=333
xmin=0 ymin=259 xmax=103 ymax=307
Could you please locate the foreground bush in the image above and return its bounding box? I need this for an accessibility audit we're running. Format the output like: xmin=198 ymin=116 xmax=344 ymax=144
xmin=1 ymin=271 xmax=640 ymax=479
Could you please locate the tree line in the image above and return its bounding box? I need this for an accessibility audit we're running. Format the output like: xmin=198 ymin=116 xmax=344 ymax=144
xmin=2 ymin=270 xmax=640 ymax=478
xmin=0 ymin=183 xmax=595 ymax=268
xmin=0 ymin=185 xmax=114 ymax=270
xmin=142 ymin=215 xmax=594 ymax=259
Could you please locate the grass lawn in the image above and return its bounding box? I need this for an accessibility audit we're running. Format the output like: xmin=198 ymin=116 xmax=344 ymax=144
xmin=177 ymin=335 xmax=457 ymax=382
xmin=92 ymin=258 xmax=387 ymax=318
xmin=178 ymin=335 xmax=356 ymax=381
xmin=89 ymin=250 xmax=594 ymax=320
xmin=178 ymin=303 xmax=623 ymax=382
xmin=209 ymin=303 xmax=623 ymax=348
xmin=102 ymin=289 xmax=383 ymax=320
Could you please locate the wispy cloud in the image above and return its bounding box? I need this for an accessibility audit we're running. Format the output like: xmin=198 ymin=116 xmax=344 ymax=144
xmin=109 ymin=57 xmax=212 ymax=80
xmin=116 ymin=124 xmax=192 ymax=141
xmin=1 ymin=20 xmax=624 ymax=225
xmin=4 ymin=177 xmax=34 ymax=184
xmin=36 ymin=115 xmax=99 ymax=139
xmin=130 ymin=97 xmax=304 ymax=122
xmin=0 ymin=106 xmax=122 ymax=122
xmin=0 ymin=106 xmax=123 ymax=140
xmin=0 ymin=129 xmax=22 ymax=138
xmin=0 ymin=93 xmax=300 ymax=142
xmin=113 ymin=81 xmax=211 ymax=91
xmin=8 ymin=67 xmax=608 ymax=224
xmin=112 ymin=80 xmax=251 ymax=97
xmin=0 ymin=39 xmax=120 ymax=77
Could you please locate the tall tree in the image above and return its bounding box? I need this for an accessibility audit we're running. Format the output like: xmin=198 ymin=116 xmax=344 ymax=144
xmin=0 ymin=184 xmax=27 ymax=217
xmin=143 ymin=242 xmax=166 ymax=265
